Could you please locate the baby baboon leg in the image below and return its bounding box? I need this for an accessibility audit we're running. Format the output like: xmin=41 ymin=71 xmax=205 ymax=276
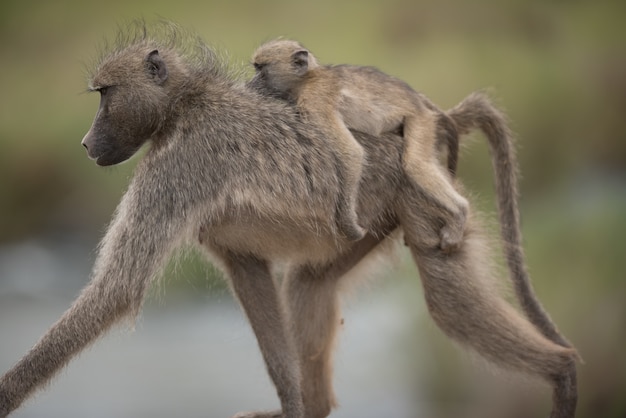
xmin=403 ymin=115 xmax=468 ymax=251
xmin=399 ymin=197 xmax=577 ymax=417
xmin=324 ymin=110 xmax=366 ymax=241
xmin=282 ymin=233 xmax=391 ymax=418
xmin=219 ymin=250 xmax=304 ymax=418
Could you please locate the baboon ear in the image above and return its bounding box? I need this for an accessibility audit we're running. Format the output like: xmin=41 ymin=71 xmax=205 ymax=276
xmin=146 ymin=50 xmax=168 ymax=85
xmin=292 ymin=50 xmax=309 ymax=75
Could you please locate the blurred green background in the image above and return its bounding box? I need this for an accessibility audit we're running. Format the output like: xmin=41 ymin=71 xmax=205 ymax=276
xmin=0 ymin=0 xmax=625 ymax=417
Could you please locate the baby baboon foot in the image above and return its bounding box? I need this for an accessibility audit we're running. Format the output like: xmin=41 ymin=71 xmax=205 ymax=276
xmin=439 ymin=222 xmax=465 ymax=253
xmin=231 ymin=410 xmax=283 ymax=418
xmin=439 ymin=202 xmax=468 ymax=253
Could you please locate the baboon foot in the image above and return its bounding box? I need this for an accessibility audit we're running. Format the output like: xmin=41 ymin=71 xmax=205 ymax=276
xmin=231 ymin=410 xmax=283 ymax=418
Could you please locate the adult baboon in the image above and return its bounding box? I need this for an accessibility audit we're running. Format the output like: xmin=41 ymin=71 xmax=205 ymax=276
xmin=0 ymin=23 xmax=577 ymax=418
xmin=250 ymin=39 xmax=466 ymax=249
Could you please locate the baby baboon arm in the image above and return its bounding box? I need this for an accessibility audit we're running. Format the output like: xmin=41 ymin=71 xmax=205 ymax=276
xmin=326 ymin=110 xmax=366 ymax=241
xmin=301 ymin=101 xmax=365 ymax=242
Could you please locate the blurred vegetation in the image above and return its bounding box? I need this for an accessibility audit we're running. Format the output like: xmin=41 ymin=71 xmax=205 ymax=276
xmin=0 ymin=0 xmax=624 ymax=416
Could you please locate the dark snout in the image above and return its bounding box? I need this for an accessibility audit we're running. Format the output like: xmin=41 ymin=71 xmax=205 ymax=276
xmin=80 ymin=126 xmax=139 ymax=167
xmin=80 ymin=128 xmax=116 ymax=166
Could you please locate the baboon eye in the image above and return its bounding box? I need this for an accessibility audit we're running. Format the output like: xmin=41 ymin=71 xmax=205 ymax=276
xmin=97 ymin=87 xmax=108 ymax=96
xmin=253 ymin=62 xmax=266 ymax=72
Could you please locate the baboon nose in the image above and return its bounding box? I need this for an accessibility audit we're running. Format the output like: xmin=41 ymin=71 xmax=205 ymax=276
xmin=81 ymin=133 xmax=97 ymax=161
xmin=81 ymin=133 xmax=91 ymax=152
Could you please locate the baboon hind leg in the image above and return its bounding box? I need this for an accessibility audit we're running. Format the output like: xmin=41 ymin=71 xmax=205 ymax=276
xmin=282 ymin=266 xmax=340 ymax=418
xmin=282 ymin=232 xmax=392 ymax=418
xmin=398 ymin=194 xmax=578 ymax=418
xmin=403 ymin=114 xmax=468 ymax=251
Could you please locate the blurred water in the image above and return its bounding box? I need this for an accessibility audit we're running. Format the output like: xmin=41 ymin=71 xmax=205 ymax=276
xmin=0 ymin=238 xmax=426 ymax=418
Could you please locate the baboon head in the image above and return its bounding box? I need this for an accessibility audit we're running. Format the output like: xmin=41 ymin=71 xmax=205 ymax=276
xmin=82 ymin=47 xmax=172 ymax=166
xmin=249 ymin=39 xmax=318 ymax=100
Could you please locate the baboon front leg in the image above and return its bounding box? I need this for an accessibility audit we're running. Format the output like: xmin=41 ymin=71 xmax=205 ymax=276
xmin=282 ymin=233 xmax=392 ymax=418
xmin=0 ymin=194 xmax=179 ymax=417
xmin=219 ymin=251 xmax=304 ymax=418
xmin=403 ymin=114 xmax=468 ymax=252
xmin=0 ymin=282 xmax=136 ymax=417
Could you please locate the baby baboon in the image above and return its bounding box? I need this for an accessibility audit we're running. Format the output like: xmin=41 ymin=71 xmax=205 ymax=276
xmin=251 ymin=40 xmax=576 ymax=353
xmin=0 ymin=22 xmax=577 ymax=418
xmin=250 ymin=39 xmax=467 ymax=250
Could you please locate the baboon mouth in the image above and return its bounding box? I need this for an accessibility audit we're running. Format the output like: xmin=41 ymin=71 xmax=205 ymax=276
xmin=85 ymin=150 xmax=107 ymax=165
xmin=85 ymin=151 xmax=98 ymax=162
xmin=84 ymin=150 xmax=111 ymax=166
xmin=95 ymin=155 xmax=117 ymax=166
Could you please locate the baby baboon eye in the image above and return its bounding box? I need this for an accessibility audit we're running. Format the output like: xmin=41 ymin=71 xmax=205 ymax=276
xmin=253 ymin=62 xmax=266 ymax=72
xmin=97 ymin=87 xmax=109 ymax=96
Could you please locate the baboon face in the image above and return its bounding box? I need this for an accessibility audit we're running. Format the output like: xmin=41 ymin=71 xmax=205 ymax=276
xmin=82 ymin=49 xmax=169 ymax=166
xmin=249 ymin=40 xmax=314 ymax=99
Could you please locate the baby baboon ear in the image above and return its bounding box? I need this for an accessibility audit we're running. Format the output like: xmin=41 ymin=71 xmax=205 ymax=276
xmin=146 ymin=50 xmax=168 ymax=85
xmin=292 ymin=49 xmax=309 ymax=75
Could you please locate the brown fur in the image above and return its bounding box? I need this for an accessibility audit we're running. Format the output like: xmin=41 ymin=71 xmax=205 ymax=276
xmin=0 ymin=23 xmax=577 ymax=418
xmin=250 ymin=39 xmax=466 ymax=250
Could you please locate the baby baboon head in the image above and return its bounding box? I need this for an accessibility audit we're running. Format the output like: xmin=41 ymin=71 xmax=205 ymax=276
xmin=250 ymin=39 xmax=318 ymax=100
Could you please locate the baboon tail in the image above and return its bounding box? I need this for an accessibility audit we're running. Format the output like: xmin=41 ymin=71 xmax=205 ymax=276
xmin=447 ymin=91 xmax=576 ymax=352
xmin=437 ymin=112 xmax=460 ymax=177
